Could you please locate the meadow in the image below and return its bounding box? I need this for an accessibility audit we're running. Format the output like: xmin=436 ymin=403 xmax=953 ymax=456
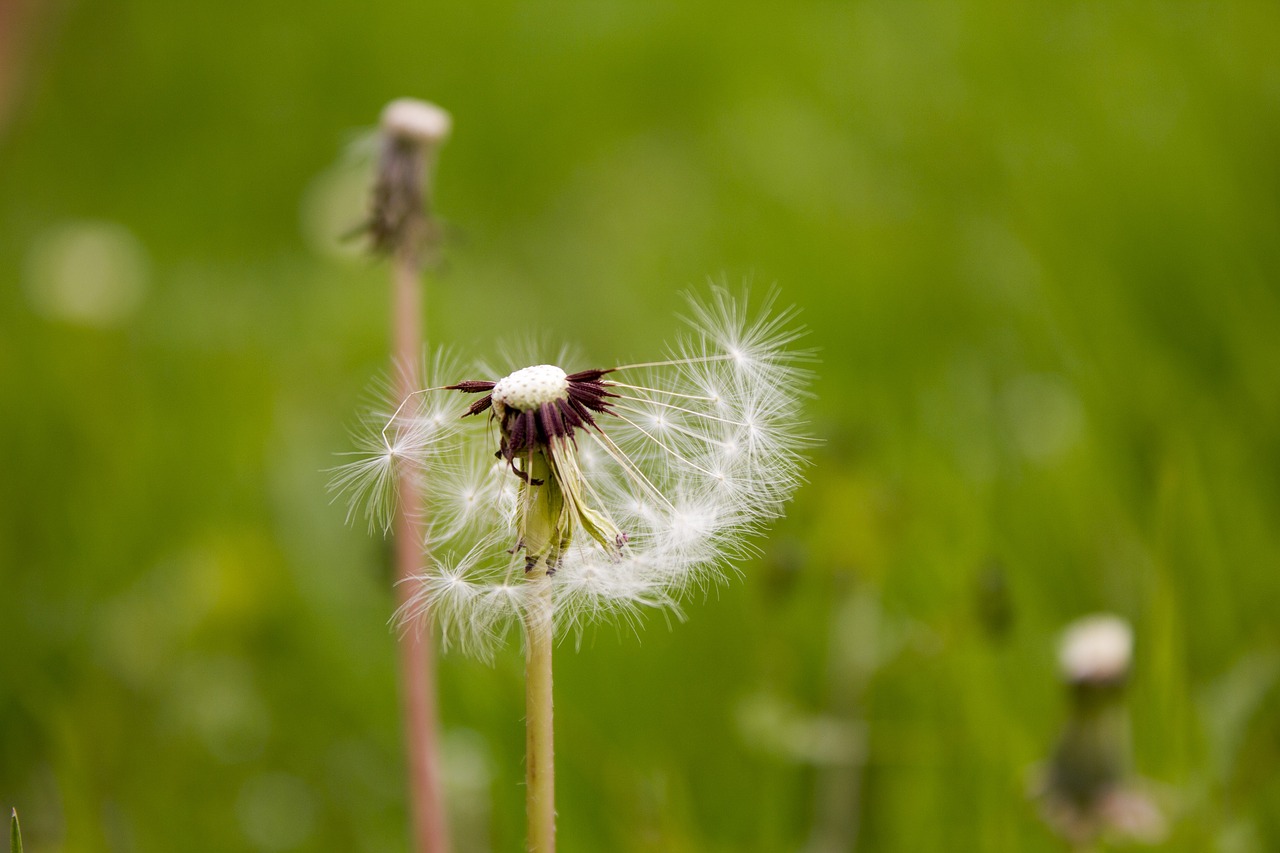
xmin=2 ymin=2 xmax=1279 ymax=850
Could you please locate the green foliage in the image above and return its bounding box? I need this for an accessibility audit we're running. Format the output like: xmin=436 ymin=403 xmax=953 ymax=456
xmin=10 ymin=810 xmax=21 ymax=853
xmin=2 ymin=1 xmax=1279 ymax=850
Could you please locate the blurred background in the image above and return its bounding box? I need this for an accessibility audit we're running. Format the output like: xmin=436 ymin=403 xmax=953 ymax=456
xmin=3 ymin=1 xmax=1280 ymax=850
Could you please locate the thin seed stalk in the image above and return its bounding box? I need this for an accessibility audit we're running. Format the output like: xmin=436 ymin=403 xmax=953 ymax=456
xmin=524 ymin=579 xmax=555 ymax=853
xmin=393 ymin=242 xmax=451 ymax=853
xmin=520 ymin=449 xmax=561 ymax=853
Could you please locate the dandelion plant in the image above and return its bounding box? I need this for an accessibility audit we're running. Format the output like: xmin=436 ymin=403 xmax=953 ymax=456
xmin=1035 ymin=614 xmax=1166 ymax=847
xmin=366 ymin=97 xmax=452 ymax=853
xmin=336 ymin=288 xmax=810 ymax=851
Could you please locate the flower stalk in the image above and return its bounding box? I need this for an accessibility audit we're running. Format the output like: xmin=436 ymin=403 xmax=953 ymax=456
xmin=375 ymin=97 xmax=453 ymax=853
xmin=514 ymin=425 xmax=565 ymax=851
xmin=523 ymin=586 xmax=556 ymax=851
xmin=523 ymin=541 xmax=557 ymax=850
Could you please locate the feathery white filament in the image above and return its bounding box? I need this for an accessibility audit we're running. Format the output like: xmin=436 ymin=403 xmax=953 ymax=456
xmin=334 ymin=288 xmax=811 ymax=657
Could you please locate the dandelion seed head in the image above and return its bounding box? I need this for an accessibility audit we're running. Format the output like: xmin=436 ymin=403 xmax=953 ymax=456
xmin=338 ymin=287 xmax=812 ymax=656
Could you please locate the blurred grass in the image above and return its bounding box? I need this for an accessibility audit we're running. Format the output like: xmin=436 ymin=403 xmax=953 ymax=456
xmin=3 ymin=1 xmax=1280 ymax=850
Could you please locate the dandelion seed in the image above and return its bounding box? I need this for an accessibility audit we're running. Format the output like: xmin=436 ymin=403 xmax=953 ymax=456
xmin=334 ymin=287 xmax=812 ymax=656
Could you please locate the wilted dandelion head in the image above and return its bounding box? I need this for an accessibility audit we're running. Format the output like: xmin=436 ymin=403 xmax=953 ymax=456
xmin=334 ymin=288 xmax=812 ymax=656
xmin=366 ymin=98 xmax=450 ymax=258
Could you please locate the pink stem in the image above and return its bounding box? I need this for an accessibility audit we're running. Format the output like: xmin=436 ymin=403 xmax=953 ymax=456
xmin=393 ymin=245 xmax=451 ymax=853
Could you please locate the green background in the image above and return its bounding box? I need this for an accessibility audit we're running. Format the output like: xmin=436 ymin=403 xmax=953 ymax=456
xmin=3 ymin=1 xmax=1279 ymax=850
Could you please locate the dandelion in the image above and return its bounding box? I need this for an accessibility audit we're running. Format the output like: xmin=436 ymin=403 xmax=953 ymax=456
xmin=1033 ymin=614 xmax=1167 ymax=848
xmin=335 ymin=286 xmax=810 ymax=851
xmin=343 ymin=288 xmax=811 ymax=650
xmin=366 ymin=97 xmax=451 ymax=262
xmin=356 ymin=96 xmax=452 ymax=853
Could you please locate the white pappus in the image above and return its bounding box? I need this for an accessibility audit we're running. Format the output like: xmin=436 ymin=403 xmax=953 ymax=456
xmin=333 ymin=287 xmax=813 ymax=657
